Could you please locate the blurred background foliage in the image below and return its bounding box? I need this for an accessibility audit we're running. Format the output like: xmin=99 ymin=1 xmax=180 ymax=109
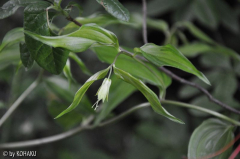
xmin=0 ymin=0 xmax=240 ymax=158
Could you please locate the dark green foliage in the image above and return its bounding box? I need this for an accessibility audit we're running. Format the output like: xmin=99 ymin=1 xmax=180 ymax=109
xmin=20 ymin=42 xmax=34 ymax=69
xmin=24 ymin=1 xmax=69 ymax=74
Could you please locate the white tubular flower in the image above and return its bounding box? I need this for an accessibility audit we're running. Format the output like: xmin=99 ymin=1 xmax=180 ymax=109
xmin=92 ymin=78 xmax=112 ymax=110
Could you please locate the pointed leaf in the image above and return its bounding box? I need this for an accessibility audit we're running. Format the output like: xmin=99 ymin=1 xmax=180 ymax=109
xmin=179 ymin=42 xmax=240 ymax=61
xmin=96 ymin=0 xmax=130 ymax=22
xmin=0 ymin=0 xmax=42 ymax=19
xmin=63 ymin=59 xmax=75 ymax=87
xmin=24 ymin=23 xmax=119 ymax=53
xmin=92 ymin=46 xmax=172 ymax=90
xmin=0 ymin=44 xmax=20 ymax=69
xmin=138 ymin=43 xmax=210 ymax=85
xmin=55 ymin=67 xmax=110 ymax=118
xmin=113 ymin=66 xmax=184 ymax=124
xmin=19 ymin=42 xmax=34 ymax=69
xmin=24 ymin=1 xmax=69 ymax=74
xmin=0 ymin=28 xmax=24 ymax=52
xmin=179 ymin=22 xmax=216 ymax=44
xmin=188 ymin=118 xmax=234 ymax=159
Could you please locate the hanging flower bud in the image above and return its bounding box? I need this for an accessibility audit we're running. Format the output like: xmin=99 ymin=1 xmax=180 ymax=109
xmin=92 ymin=78 xmax=112 ymax=110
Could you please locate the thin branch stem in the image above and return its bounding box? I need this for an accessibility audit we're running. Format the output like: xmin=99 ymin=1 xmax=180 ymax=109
xmin=142 ymin=0 xmax=148 ymax=44
xmin=99 ymin=103 xmax=150 ymax=127
xmin=0 ymin=70 xmax=44 ymax=128
xmin=1 ymin=100 xmax=239 ymax=149
xmin=63 ymin=0 xmax=239 ymax=115
xmin=161 ymin=100 xmax=240 ymax=126
xmin=120 ymin=48 xmax=240 ymax=115
xmin=0 ymin=103 xmax=150 ymax=149
xmin=66 ymin=16 xmax=82 ymax=27
xmin=159 ymin=67 xmax=240 ymax=115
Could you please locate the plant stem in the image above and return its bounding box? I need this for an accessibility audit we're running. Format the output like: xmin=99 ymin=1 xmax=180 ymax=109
xmin=161 ymin=100 xmax=240 ymax=126
xmin=120 ymin=48 xmax=240 ymax=115
xmin=0 ymin=103 xmax=150 ymax=149
xmin=142 ymin=0 xmax=148 ymax=44
xmin=159 ymin=67 xmax=240 ymax=115
xmin=0 ymin=70 xmax=44 ymax=128
xmin=1 ymin=100 xmax=239 ymax=149
xmin=99 ymin=103 xmax=150 ymax=127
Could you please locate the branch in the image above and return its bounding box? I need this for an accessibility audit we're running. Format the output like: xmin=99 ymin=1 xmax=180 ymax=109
xmin=142 ymin=0 xmax=148 ymax=44
xmin=66 ymin=16 xmax=82 ymax=27
xmin=63 ymin=0 xmax=239 ymax=115
xmin=159 ymin=67 xmax=240 ymax=115
xmin=1 ymin=100 xmax=239 ymax=149
xmin=161 ymin=100 xmax=240 ymax=126
xmin=0 ymin=70 xmax=44 ymax=128
xmin=120 ymin=48 xmax=240 ymax=115
xmin=138 ymin=0 xmax=240 ymax=115
xmin=0 ymin=103 xmax=150 ymax=149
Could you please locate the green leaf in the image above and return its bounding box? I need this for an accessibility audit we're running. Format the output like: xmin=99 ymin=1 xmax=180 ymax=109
xmin=69 ymin=53 xmax=92 ymax=76
xmin=0 ymin=28 xmax=24 ymax=52
xmin=0 ymin=0 xmax=42 ymax=19
xmin=24 ymin=23 xmax=119 ymax=53
xmin=45 ymin=76 xmax=80 ymax=103
xmin=94 ymin=75 xmax=136 ymax=125
xmin=62 ymin=14 xmax=119 ymax=34
xmin=19 ymin=42 xmax=34 ymax=69
xmin=0 ymin=44 xmax=20 ymax=69
xmin=61 ymin=13 xmax=168 ymax=35
xmin=138 ymin=43 xmax=210 ymax=85
xmin=188 ymin=118 xmax=234 ymax=159
xmin=179 ymin=42 xmax=240 ymax=61
xmin=96 ymin=0 xmax=130 ymax=22
xmin=45 ymin=76 xmax=94 ymax=114
xmin=130 ymin=13 xmax=169 ymax=33
xmin=92 ymin=46 xmax=172 ymax=90
xmin=192 ymin=0 xmax=218 ymax=29
xmin=213 ymin=45 xmax=240 ymax=62
xmin=147 ymin=0 xmax=187 ymax=16
xmin=63 ymin=59 xmax=75 ymax=88
xmin=179 ymin=42 xmax=213 ymax=57
xmin=45 ymin=77 xmax=94 ymax=126
xmin=55 ymin=67 xmax=110 ymax=118
xmin=24 ymin=1 xmax=69 ymax=74
xmin=113 ymin=66 xmax=184 ymax=124
xmin=207 ymin=0 xmax=239 ymax=33
xmin=48 ymin=100 xmax=83 ymax=129
xmin=179 ymin=22 xmax=216 ymax=44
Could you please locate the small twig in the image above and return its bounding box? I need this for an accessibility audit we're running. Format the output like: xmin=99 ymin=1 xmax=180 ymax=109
xmin=1 ymin=100 xmax=239 ymax=149
xmin=159 ymin=67 xmax=240 ymax=115
xmin=0 ymin=70 xmax=44 ymax=128
xmin=161 ymin=100 xmax=240 ymax=126
xmin=0 ymin=103 xmax=150 ymax=149
xmin=142 ymin=0 xmax=148 ymax=44
xmin=66 ymin=16 xmax=82 ymax=27
xmin=120 ymin=48 xmax=240 ymax=115
xmin=99 ymin=103 xmax=150 ymax=127
xmin=139 ymin=0 xmax=240 ymax=115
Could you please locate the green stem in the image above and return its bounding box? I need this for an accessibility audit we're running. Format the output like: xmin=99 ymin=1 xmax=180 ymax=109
xmin=1 ymin=100 xmax=239 ymax=149
xmin=98 ymin=103 xmax=150 ymax=127
xmin=0 ymin=70 xmax=44 ymax=128
xmin=161 ymin=100 xmax=240 ymax=126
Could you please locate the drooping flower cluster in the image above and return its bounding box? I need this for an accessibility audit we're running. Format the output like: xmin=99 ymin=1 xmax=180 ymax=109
xmin=92 ymin=78 xmax=112 ymax=110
